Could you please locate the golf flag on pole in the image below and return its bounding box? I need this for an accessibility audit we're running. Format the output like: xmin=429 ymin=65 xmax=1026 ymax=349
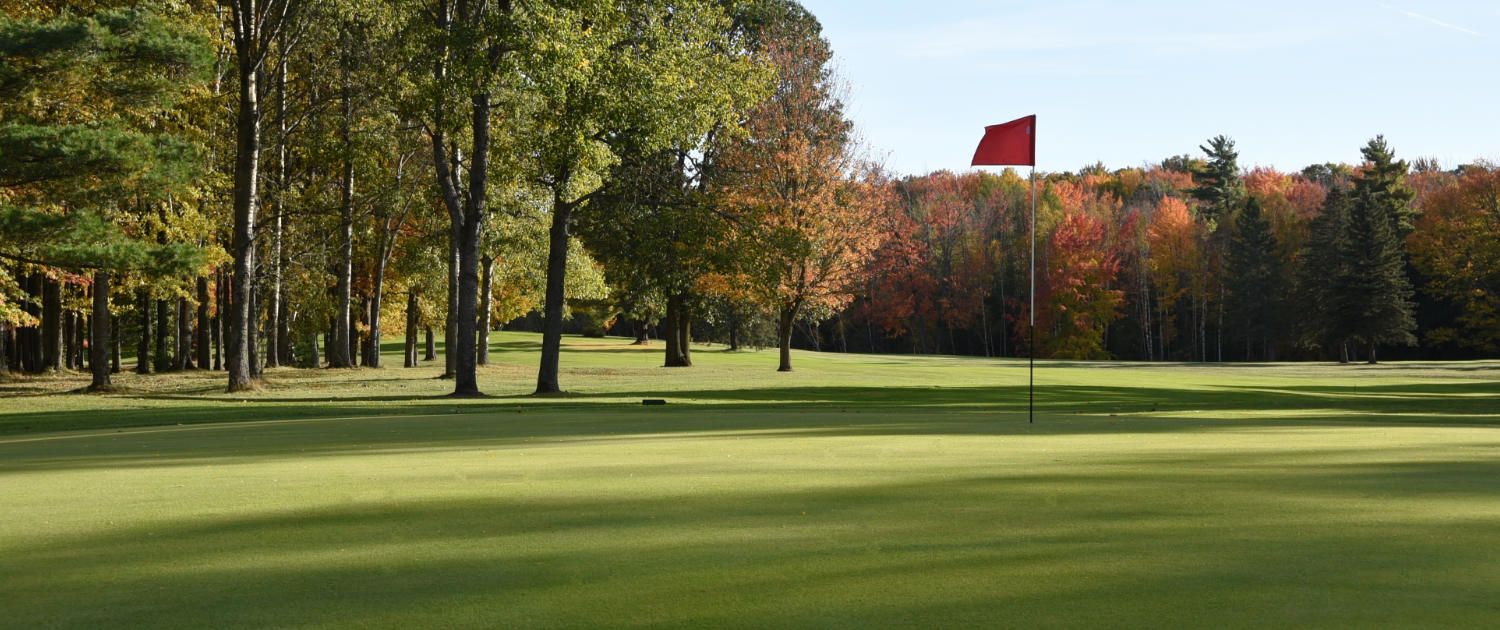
xmin=971 ymin=114 xmax=1038 ymax=424
xmin=970 ymin=115 xmax=1035 ymax=166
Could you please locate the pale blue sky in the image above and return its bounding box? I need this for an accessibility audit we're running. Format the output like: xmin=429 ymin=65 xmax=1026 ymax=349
xmin=799 ymin=0 xmax=1500 ymax=176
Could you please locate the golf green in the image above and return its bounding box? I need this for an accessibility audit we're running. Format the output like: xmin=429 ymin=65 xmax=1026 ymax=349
xmin=2 ymin=333 xmax=1497 ymax=628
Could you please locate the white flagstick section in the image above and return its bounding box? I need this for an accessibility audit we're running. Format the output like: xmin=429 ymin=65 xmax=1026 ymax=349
xmin=1029 ymin=165 xmax=1035 ymax=424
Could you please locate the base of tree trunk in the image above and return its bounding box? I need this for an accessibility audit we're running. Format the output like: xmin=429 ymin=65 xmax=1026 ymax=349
xmin=85 ymin=383 xmax=118 ymax=393
xmin=225 ymin=379 xmax=262 ymax=393
xmin=445 ymin=390 xmax=486 ymax=399
xmin=777 ymin=366 xmax=792 ymax=372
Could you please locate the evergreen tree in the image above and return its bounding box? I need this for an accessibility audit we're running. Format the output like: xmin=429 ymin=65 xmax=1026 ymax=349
xmin=0 ymin=8 xmax=210 ymax=388
xmin=1352 ymin=136 xmax=1417 ymax=240
xmin=1226 ymin=197 xmax=1280 ymax=360
xmin=1343 ymin=153 xmax=1417 ymax=363
xmin=1188 ymin=135 xmax=1243 ymax=361
xmin=1296 ymin=186 xmax=1353 ymax=358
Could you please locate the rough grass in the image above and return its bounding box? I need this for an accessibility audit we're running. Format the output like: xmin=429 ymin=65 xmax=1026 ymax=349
xmin=1 ymin=332 xmax=1498 ymax=628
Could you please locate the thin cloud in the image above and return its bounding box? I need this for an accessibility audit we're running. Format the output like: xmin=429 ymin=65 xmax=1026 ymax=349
xmin=1379 ymin=3 xmax=1481 ymax=36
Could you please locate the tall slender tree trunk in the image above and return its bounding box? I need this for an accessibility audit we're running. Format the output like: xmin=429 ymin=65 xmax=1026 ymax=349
xmin=663 ymin=293 xmax=689 ymax=367
xmin=196 ymin=277 xmax=211 ymax=368
xmin=89 ymin=272 xmax=111 ymax=390
xmin=329 ymin=50 xmax=355 ymax=369
xmin=64 ymin=310 xmax=76 ymax=370
xmin=777 ymin=304 xmax=798 ymax=372
xmin=424 ymin=326 xmax=435 ymax=361
xmin=111 ymin=316 xmax=121 ymax=373
xmin=368 ymin=270 xmax=387 ymax=369
xmin=154 ymin=297 xmax=170 ymax=372
xmin=404 ymin=290 xmax=418 ymax=367
xmin=41 ymin=276 xmax=62 ymax=372
xmin=535 ymin=196 xmax=572 ymax=393
xmin=477 ymin=256 xmax=493 ymax=366
xmin=1366 ymin=342 xmax=1378 ymax=365
xmin=443 ymin=235 xmax=457 ymax=379
xmin=227 ymin=42 xmax=260 ymax=392
xmin=136 ymin=289 xmax=151 ymax=374
xmin=177 ymin=298 xmax=195 ymax=370
xmin=676 ymin=296 xmax=692 ymax=366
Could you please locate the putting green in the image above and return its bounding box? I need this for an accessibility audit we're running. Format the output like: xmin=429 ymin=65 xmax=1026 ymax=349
xmin=2 ymin=333 xmax=1497 ymax=628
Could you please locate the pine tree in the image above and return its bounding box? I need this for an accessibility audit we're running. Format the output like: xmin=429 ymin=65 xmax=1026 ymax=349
xmin=1353 ymin=136 xmax=1418 ymax=240
xmin=1342 ymin=174 xmax=1417 ymax=364
xmin=1226 ymin=197 xmax=1280 ymax=360
xmin=1188 ymin=135 xmax=1243 ymax=361
xmin=1340 ymin=137 xmax=1417 ymax=363
xmin=1296 ymin=186 xmax=1354 ymax=359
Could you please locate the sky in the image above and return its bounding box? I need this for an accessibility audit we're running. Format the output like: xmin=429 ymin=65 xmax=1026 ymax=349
xmin=797 ymin=0 xmax=1500 ymax=177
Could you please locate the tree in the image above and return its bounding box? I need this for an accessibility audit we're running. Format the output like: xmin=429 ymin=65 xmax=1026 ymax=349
xmin=1226 ymin=197 xmax=1280 ymax=360
xmin=1031 ymin=211 xmax=1123 ymax=359
xmin=0 ymin=7 xmax=211 ymax=388
xmin=1342 ymin=175 xmax=1416 ymax=362
xmin=1189 ymin=135 xmax=1243 ymax=361
xmin=1410 ymin=166 xmax=1500 ymax=352
xmin=223 ymin=0 xmax=310 ymax=392
xmin=526 ymin=0 xmax=765 ymax=393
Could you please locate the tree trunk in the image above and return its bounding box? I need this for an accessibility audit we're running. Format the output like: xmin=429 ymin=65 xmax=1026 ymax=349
xmin=348 ymin=300 xmax=360 ymax=367
xmin=266 ymin=54 xmax=287 ymax=369
xmin=89 ymin=271 xmax=111 ymax=390
xmin=405 ymin=290 xmax=418 ymax=367
xmin=777 ymin=305 xmax=797 ymax=372
xmin=307 ymin=331 xmax=320 ymax=368
xmin=177 ymin=297 xmax=195 ymax=370
xmin=424 ymin=326 xmax=435 ymax=361
xmin=136 ymin=289 xmax=151 ymax=374
xmin=663 ymin=293 xmax=689 ymax=367
xmin=64 ymin=310 xmax=76 ymax=370
xmin=111 ymin=316 xmax=120 ymax=373
xmin=633 ymin=320 xmax=650 ymax=345
xmin=442 ymin=234 xmax=457 ymax=379
xmin=476 ymin=255 xmax=493 ymax=365
xmin=535 ymin=197 xmax=572 ymax=393
xmin=196 ymin=276 xmax=211 ymax=368
xmin=676 ymin=296 xmax=692 ymax=366
xmin=368 ymin=268 xmax=387 ymax=370
xmin=1367 ymin=342 xmax=1378 ymax=365
xmin=329 ymin=91 xmax=355 ymax=369
xmin=154 ymin=297 xmax=170 ymax=372
xmin=213 ymin=267 xmax=224 ymax=370
xmin=41 ymin=276 xmax=62 ymax=372
xmin=727 ymin=310 xmax=740 ymax=352
xmin=227 ymin=47 xmax=260 ymax=392
xmin=248 ymin=272 xmax=261 ymax=377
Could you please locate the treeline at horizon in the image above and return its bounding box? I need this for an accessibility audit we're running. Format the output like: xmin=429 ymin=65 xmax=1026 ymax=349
xmin=744 ymin=141 xmax=1494 ymax=363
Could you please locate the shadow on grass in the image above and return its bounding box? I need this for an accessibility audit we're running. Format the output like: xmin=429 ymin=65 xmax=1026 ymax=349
xmin=3 ymin=454 xmax=1498 ymax=629
xmin=2 ymin=378 xmax=1498 ymax=441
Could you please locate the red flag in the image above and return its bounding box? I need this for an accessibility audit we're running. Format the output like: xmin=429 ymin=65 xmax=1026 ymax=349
xmin=971 ymin=115 xmax=1036 ymax=166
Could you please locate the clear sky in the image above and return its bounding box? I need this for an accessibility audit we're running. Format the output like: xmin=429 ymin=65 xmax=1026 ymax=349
xmin=798 ymin=0 xmax=1500 ymax=176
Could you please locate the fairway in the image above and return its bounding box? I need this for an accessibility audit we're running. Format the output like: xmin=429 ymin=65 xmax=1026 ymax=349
xmin=2 ymin=333 xmax=1499 ymax=629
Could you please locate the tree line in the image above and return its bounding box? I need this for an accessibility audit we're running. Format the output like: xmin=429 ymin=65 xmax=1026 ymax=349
xmin=833 ymin=139 xmax=1497 ymax=364
xmin=3 ymin=1 xmax=1497 ymax=397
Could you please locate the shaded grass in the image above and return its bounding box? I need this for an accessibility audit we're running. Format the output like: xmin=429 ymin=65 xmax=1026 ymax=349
xmin=1 ymin=333 xmax=1499 ymax=628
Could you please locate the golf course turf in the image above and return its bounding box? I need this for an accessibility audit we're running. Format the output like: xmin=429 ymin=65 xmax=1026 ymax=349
xmin=2 ymin=332 xmax=1498 ymax=628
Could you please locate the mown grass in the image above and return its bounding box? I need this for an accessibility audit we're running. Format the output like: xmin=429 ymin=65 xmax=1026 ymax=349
xmin=2 ymin=332 xmax=1498 ymax=628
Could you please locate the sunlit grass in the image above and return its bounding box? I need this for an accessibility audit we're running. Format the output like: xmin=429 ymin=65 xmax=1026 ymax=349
xmin=1 ymin=333 xmax=1498 ymax=628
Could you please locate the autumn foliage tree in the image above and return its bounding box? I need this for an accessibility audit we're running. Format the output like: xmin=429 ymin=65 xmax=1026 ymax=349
xmin=1409 ymin=165 xmax=1500 ymax=352
xmin=717 ymin=10 xmax=889 ymax=371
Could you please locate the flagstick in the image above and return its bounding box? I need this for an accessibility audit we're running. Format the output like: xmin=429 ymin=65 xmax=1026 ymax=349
xmin=1029 ymin=166 xmax=1035 ymax=424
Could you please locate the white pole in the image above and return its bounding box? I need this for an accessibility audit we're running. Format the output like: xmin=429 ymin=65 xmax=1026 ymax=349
xmin=1029 ymin=166 xmax=1035 ymax=424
